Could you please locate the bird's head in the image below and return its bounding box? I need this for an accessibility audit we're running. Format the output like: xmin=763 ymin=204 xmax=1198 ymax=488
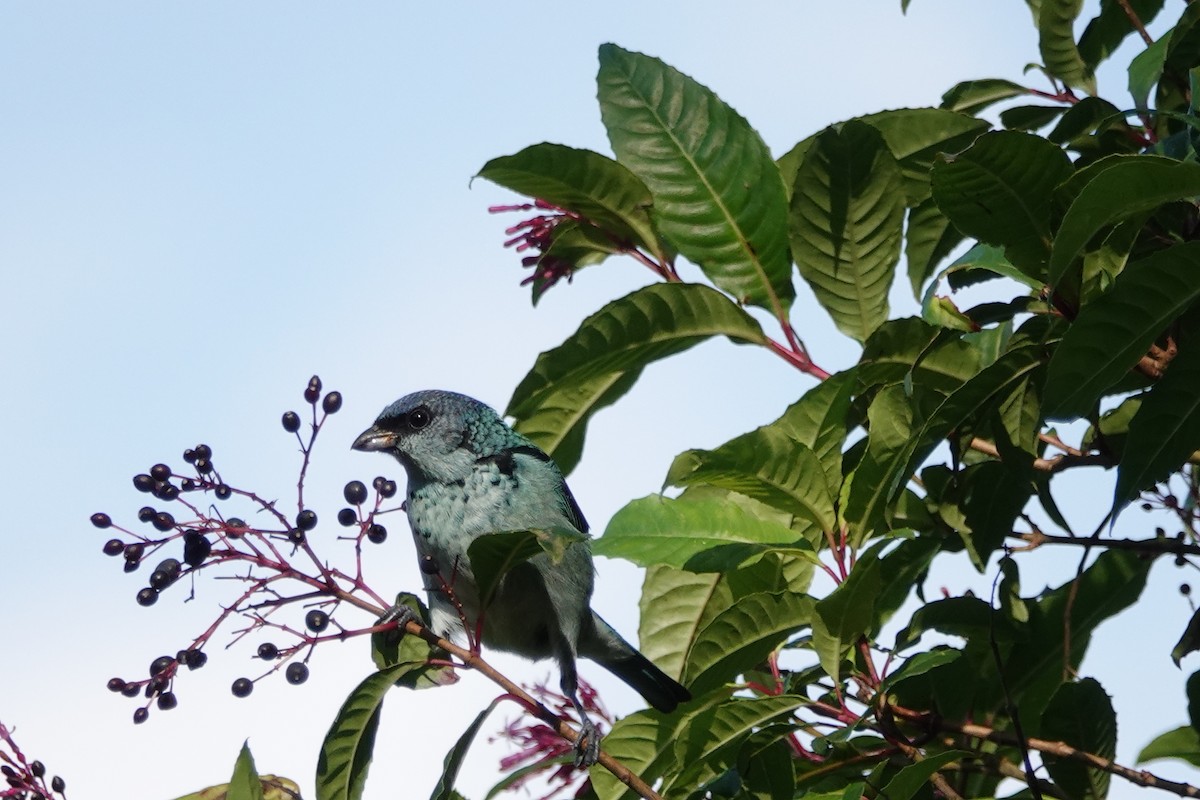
xmin=351 ymin=390 xmax=522 ymax=483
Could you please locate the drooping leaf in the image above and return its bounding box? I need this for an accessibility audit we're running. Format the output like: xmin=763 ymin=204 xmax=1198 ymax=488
xmin=767 ymin=370 xmax=857 ymax=493
xmin=1172 ymin=608 xmax=1200 ymax=667
xmin=941 ymin=79 xmax=1030 ymax=114
xmin=477 ymin=143 xmax=660 ymax=257
xmin=684 ymin=591 xmax=814 ymax=695
xmin=1078 ymin=0 xmax=1165 ymax=69
xmin=430 ymin=699 xmax=502 ymax=800
xmin=1049 ymin=159 xmax=1200 ymax=288
xmin=790 ymin=120 xmax=905 ymax=342
xmin=1041 ymin=679 xmax=1117 ymax=800
xmin=597 ymin=493 xmax=817 ymax=571
xmin=508 ymin=283 xmax=767 ymax=473
xmin=878 ymin=647 xmax=963 ymax=695
xmin=1137 ymin=725 xmax=1200 ymax=767
xmin=667 ymin=426 xmax=837 ymax=534
xmin=857 ymin=317 xmax=984 ymax=394
xmin=597 ymin=44 xmax=795 ymax=313
xmin=1043 ymin=243 xmax=1200 ymax=420
xmin=857 ymin=108 xmax=990 ymax=204
xmin=1000 ymin=104 xmax=1069 ymax=131
xmin=905 ymin=197 xmax=964 ymax=297
xmin=317 ymin=664 xmax=424 ymax=800
xmin=812 ymin=553 xmax=883 ymax=683
xmin=1114 ymin=310 xmax=1200 ymax=512
xmin=842 ymin=385 xmax=918 ymax=544
xmin=1038 ymin=0 xmax=1097 ymax=92
xmin=228 ymin=742 xmax=264 ymax=800
xmin=1129 ymin=35 xmax=1172 ymax=110
xmin=931 ymin=130 xmax=1074 ymax=280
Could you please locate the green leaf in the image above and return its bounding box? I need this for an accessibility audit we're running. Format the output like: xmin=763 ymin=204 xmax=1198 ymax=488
xmin=1000 ymin=104 xmax=1068 ymax=131
xmin=878 ymin=648 xmax=962 ymax=695
xmin=1114 ymin=310 xmax=1200 ymax=511
xmin=842 ymin=385 xmax=918 ymax=543
xmin=1043 ymin=243 xmax=1200 ymax=420
xmin=1039 ymin=0 xmax=1097 ymax=92
xmin=1188 ymin=670 xmax=1200 ymax=732
xmin=931 ymin=130 xmax=1074 ymax=280
xmin=667 ymin=426 xmax=837 ymax=534
xmin=1138 ymin=725 xmax=1200 ymax=767
xmin=596 ymin=493 xmax=817 ymax=570
xmin=370 ymin=593 xmax=458 ymax=690
xmin=317 ymin=664 xmax=420 ymax=800
xmin=430 ymin=700 xmax=502 ymax=800
xmin=857 ymin=317 xmax=985 ymax=394
xmin=1172 ymin=608 xmax=1200 ymax=667
xmin=857 ymin=108 xmax=990 ymax=204
xmin=477 ymin=142 xmax=659 ymax=256
xmin=941 ymin=79 xmax=1029 ymax=114
xmin=589 ymin=692 xmax=726 ymax=800
xmin=767 ymin=370 xmax=857 ymax=494
xmin=905 ymin=197 xmax=964 ymax=297
xmin=507 ymin=283 xmax=767 ymax=473
xmin=944 ymin=243 xmax=1044 ymax=292
xmin=813 ymin=554 xmax=883 ymax=683
xmin=1129 ymin=35 xmax=1172 ymax=110
xmin=597 ymin=44 xmax=794 ymax=313
xmin=228 ymin=742 xmax=264 ymax=800
xmin=881 ymin=750 xmax=972 ymax=800
xmin=1041 ymin=679 xmax=1117 ymax=800
xmin=685 ymin=591 xmax=813 ymax=695
xmin=1049 ymin=159 xmax=1200 ymax=288
xmin=1079 ymin=0 xmax=1165 ymax=69
xmin=789 ymin=120 xmax=905 ymax=342
xmin=664 ymin=695 xmax=807 ymax=794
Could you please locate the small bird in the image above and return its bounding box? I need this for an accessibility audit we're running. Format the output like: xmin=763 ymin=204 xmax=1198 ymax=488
xmin=352 ymin=390 xmax=690 ymax=767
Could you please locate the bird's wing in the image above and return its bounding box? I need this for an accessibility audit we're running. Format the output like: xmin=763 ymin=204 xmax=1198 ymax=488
xmin=509 ymin=445 xmax=589 ymax=534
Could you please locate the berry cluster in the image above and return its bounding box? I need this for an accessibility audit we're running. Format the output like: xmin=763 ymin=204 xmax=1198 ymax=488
xmin=93 ymin=376 xmax=403 ymax=724
xmin=0 ymin=722 xmax=66 ymax=800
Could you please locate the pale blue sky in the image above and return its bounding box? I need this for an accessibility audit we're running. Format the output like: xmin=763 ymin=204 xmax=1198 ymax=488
xmin=1 ymin=3 xmax=1191 ymax=799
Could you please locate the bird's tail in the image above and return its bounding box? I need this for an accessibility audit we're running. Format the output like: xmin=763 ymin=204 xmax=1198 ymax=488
xmin=582 ymin=614 xmax=691 ymax=714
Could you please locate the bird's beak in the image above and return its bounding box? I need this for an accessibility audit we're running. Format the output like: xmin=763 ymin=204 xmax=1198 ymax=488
xmin=352 ymin=426 xmax=395 ymax=452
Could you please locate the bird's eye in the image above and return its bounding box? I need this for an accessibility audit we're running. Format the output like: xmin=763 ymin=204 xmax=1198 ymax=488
xmin=408 ymin=406 xmax=432 ymax=430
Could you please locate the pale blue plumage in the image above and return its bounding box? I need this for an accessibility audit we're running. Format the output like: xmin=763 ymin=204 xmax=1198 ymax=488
xmin=352 ymin=390 xmax=689 ymax=766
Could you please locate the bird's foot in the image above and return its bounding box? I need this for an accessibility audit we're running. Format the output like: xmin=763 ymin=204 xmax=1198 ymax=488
xmin=377 ymin=602 xmax=418 ymax=643
xmin=573 ymin=715 xmax=600 ymax=769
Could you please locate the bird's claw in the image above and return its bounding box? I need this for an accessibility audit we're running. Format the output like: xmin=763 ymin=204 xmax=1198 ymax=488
xmin=377 ymin=603 xmax=418 ymax=643
xmin=573 ymin=716 xmax=600 ymax=768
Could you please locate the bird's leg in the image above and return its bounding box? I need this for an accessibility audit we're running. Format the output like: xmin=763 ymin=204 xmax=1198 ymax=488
xmin=376 ymin=602 xmax=418 ymax=644
xmin=560 ymin=660 xmax=600 ymax=768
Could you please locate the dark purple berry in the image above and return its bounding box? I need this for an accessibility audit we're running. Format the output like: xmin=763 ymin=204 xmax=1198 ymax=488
xmin=379 ymin=480 xmax=397 ymax=499
xmin=183 ymin=532 xmax=211 ymax=567
xmin=281 ymin=411 xmax=301 ymax=433
xmin=296 ymin=510 xmax=317 ymax=531
xmin=322 ymin=391 xmax=342 ymax=414
xmin=344 ymin=480 xmax=368 ymax=505
xmin=2 ymin=765 xmax=16 ymax=779
xmin=1177 ymin=555 xmax=1188 ymax=567
xmin=91 ymin=512 xmax=112 ymax=529
xmin=225 ymin=518 xmax=245 ymax=538
xmin=183 ymin=649 xmax=207 ymax=670
xmin=1183 ymin=584 xmax=1192 ymax=596
xmin=133 ymin=707 xmax=149 ymax=724
xmin=152 ymin=511 xmax=175 ymax=532
xmin=287 ymin=528 xmax=305 ymax=544
xmin=214 ymin=484 xmax=232 ymax=500
xmin=231 ymin=677 xmax=254 ymax=698
xmin=30 ymin=761 xmax=44 ymax=778
xmin=155 ymin=483 xmax=179 ymax=501
xmin=149 ymin=656 xmax=174 ymax=677
xmin=181 ymin=478 xmax=196 ymax=492
xmin=133 ymin=474 xmax=155 ymax=493
xmin=337 ymin=508 xmax=357 ymax=526
xmin=123 ymin=560 xmax=141 ymax=573
xmin=124 ymin=542 xmax=145 ymax=562
xmin=157 ymin=558 xmax=181 ymax=579
xmin=194 ymin=458 xmax=213 ymax=475
xmin=121 ymin=683 xmax=140 ymax=698
xmin=183 ymin=448 xmax=197 ymax=464
xmin=103 ymin=539 xmax=124 ymax=556
xmin=150 ymin=464 xmax=172 ymax=482
xmin=257 ymin=642 xmax=279 ymax=660
xmin=50 ymin=776 xmax=64 ymax=794
xmin=373 ymin=476 xmax=387 ymax=492
xmin=156 ymin=692 xmax=177 ymax=711
xmin=305 ymin=375 xmax=322 ymax=404
xmin=107 ymin=677 xmax=127 ymax=693
xmin=195 ymin=444 xmax=212 ymax=460
xmin=138 ymin=506 xmax=156 ymax=523
xmin=305 ymin=609 xmax=329 ymax=632
xmin=420 ymin=555 xmax=438 ymax=575
xmin=367 ymin=524 xmax=387 ymax=544
xmin=136 ymin=587 xmax=159 ymax=606
xmin=286 ymin=663 xmax=310 ymax=685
